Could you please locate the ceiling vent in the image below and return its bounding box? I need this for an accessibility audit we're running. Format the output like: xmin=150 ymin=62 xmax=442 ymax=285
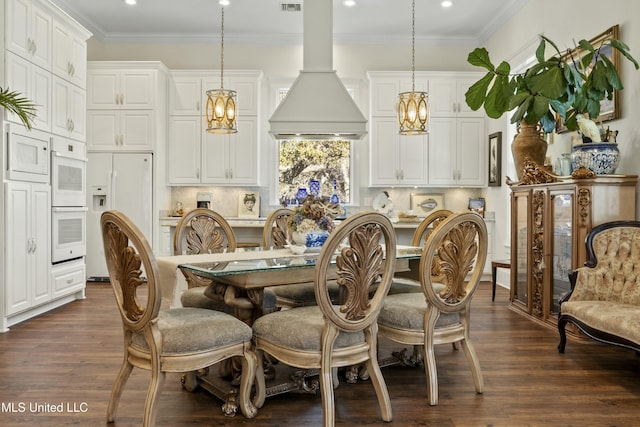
xmin=280 ymin=3 xmax=302 ymax=12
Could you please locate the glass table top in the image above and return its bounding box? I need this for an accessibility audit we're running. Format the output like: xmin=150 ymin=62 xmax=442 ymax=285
xmin=179 ymin=245 xmax=423 ymax=279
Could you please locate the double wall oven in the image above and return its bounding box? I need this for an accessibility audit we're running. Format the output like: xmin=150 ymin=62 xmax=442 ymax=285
xmin=50 ymin=137 xmax=87 ymax=264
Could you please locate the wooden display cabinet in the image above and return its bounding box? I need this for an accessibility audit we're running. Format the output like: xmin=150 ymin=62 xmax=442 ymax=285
xmin=509 ymin=175 xmax=637 ymax=330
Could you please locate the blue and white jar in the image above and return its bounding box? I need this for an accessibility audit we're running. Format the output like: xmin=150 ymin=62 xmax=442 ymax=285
xmin=570 ymin=143 xmax=620 ymax=175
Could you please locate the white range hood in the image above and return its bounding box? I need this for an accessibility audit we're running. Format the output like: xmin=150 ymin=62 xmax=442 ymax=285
xmin=268 ymin=0 xmax=367 ymax=140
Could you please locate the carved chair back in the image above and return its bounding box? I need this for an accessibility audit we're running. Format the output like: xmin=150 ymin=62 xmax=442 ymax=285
xmin=315 ymin=211 xmax=397 ymax=332
xmin=262 ymin=208 xmax=293 ymax=248
xmin=174 ymin=208 xmax=237 ymax=255
xmin=420 ymin=212 xmax=488 ymax=314
xmin=174 ymin=208 xmax=237 ymax=289
xmin=101 ymin=210 xmax=161 ymax=333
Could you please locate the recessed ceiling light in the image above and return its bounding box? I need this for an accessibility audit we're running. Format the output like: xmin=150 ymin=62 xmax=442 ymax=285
xmin=344 ymin=0 xmax=356 ymax=6
xmin=125 ymin=0 xmax=136 ymax=5
xmin=219 ymin=0 xmax=230 ymax=5
xmin=441 ymin=1 xmax=453 ymax=7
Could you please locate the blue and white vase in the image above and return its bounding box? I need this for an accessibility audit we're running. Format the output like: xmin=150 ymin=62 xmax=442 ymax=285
xmin=291 ymin=230 xmax=330 ymax=248
xmin=309 ymin=180 xmax=320 ymax=197
xmin=571 ymin=143 xmax=620 ymax=175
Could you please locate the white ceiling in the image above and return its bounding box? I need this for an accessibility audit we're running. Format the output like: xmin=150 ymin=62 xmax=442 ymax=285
xmin=49 ymin=0 xmax=528 ymax=46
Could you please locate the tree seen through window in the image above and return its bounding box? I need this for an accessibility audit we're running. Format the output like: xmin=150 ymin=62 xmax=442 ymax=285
xmin=279 ymin=140 xmax=350 ymax=204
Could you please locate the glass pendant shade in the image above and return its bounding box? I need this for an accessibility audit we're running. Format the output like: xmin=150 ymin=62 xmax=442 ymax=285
xmin=206 ymin=88 xmax=237 ymax=134
xmin=398 ymin=90 xmax=429 ymax=135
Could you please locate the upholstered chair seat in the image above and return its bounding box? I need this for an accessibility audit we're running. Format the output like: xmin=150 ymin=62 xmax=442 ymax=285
xmin=130 ymin=308 xmax=253 ymax=354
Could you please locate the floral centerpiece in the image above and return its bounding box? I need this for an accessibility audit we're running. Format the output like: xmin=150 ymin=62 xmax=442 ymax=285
xmin=287 ymin=195 xmax=340 ymax=247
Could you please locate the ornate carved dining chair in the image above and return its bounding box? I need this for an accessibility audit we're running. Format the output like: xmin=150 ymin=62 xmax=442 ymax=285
xmin=390 ymin=209 xmax=454 ymax=294
xmin=252 ymin=212 xmax=396 ymax=426
xmin=261 ymin=207 xmax=340 ymax=308
xmin=101 ymin=210 xmax=258 ymax=425
xmin=175 ymin=208 xmax=276 ymax=321
xmin=377 ymin=212 xmax=488 ymax=406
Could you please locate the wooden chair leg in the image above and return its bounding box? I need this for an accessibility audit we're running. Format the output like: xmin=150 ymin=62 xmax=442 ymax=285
xmin=460 ymin=339 xmax=484 ymax=394
xmin=142 ymin=370 xmax=165 ymax=427
xmin=106 ymin=360 xmax=133 ymax=422
xmin=253 ymin=349 xmax=267 ymax=409
xmin=238 ymin=345 xmax=258 ymax=418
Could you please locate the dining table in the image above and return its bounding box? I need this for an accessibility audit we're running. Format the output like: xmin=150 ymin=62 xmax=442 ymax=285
xmin=156 ymin=244 xmax=423 ymax=416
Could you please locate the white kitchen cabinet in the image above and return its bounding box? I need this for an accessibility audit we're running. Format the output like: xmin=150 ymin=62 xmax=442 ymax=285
xmin=168 ymin=116 xmax=259 ymax=185
xmin=368 ymin=72 xmax=428 ymax=117
xmin=167 ymin=70 xmax=261 ymax=185
xmin=428 ymin=116 xmax=486 ymax=187
xmin=86 ymin=62 xmax=168 ymax=153
xmin=5 ymin=51 xmax=52 ymax=131
xmin=5 ymin=0 xmax=52 ymax=70
xmin=428 ymin=76 xmax=484 ymax=118
xmin=87 ymin=68 xmax=156 ymax=109
xmin=51 ymin=257 xmax=86 ymax=298
xmin=51 ymin=76 xmax=85 ymax=141
xmin=369 ymin=117 xmax=428 ymax=186
xmin=5 ymin=182 xmax=51 ymax=315
xmin=87 ymin=110 xmax=154 ymax=151
xmin=169 ymin=72 xmax=260 ymax=116
xmin=52 ymin=17 xmax=87 ymax=88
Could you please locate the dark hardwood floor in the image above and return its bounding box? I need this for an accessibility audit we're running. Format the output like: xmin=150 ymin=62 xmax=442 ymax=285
xmin=1 ymin=282 xmax=639 ymax=426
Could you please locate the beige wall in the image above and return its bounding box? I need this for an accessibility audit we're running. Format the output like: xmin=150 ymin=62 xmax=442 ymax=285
xmin=87 ymin=40 xmax=476 ymax=77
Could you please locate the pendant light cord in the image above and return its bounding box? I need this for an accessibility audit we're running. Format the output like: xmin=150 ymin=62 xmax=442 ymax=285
xmin=220 ymin=6 xmax=225 ymax=90
xmin=411 ymin=0 xmax=416 ymax=93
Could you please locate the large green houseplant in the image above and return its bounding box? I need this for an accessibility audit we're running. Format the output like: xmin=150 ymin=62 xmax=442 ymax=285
xmin=466 ymin=34 xmax=638 ymax=132
xmin=464 ymin=30 xmax=638 ymax=178
xmin=0 ymin=86 xmax=36 ymax=129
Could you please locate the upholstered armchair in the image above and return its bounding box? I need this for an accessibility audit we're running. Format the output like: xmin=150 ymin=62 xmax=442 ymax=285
xmin=101 ymin=210 xmax=258 ymax=425
xmin=558 ymin=221 xmax=640 ymax=354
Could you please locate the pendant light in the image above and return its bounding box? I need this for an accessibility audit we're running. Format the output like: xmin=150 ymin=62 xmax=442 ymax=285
xmin=397 ymin=0 xmax=429 ymax=135
xmin=205 ymin=3 xmax=237 ymax=134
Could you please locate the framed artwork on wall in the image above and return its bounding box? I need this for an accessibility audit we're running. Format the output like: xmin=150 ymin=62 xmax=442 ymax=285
xmin=238 ymin=192 xmax=259 ymax=218
xmin=468 ymin=197 xmax=485 ymax=217
xmin=410 ymin=193 xmax=445 ymax=216
xmin=488 ymin=132 xmax=502 ymax=187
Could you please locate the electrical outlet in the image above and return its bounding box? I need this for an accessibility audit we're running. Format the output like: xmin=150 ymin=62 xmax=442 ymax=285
xmin=364 ymin=197 xmax=373 ymax=206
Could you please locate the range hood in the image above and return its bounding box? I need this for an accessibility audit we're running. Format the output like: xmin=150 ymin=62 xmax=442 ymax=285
xmin=268 ymin=0 xmax=367 ymax=140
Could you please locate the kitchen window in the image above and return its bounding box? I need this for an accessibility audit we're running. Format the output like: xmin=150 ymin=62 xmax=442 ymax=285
xmin=279 ymin=139 xmax=351 ymax=204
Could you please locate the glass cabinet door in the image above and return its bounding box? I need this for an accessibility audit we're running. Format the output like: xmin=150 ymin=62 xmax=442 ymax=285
xmin=511 ymin=191 xmax=530 ymax=309
xmin=550 ymin=191 xmax=574 ymax=314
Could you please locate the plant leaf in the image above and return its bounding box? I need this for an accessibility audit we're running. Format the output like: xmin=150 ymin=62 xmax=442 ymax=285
xmin=0 ymin=87 xmax=37 ymax=130
xmin=467 ymin=48 xmax=495 ymax=72
xmin=464 ymin=72 xmax=494 ymax=111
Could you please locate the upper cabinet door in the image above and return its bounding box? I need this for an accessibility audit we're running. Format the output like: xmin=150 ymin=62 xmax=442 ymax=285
xmin=52 ymin=18 xmax=87 ymax=88
xmin=87 ymin=69 xmax=155 ymax=109
xmin=6 ymin=0 xmax=53 ymax=71
xmin=169 ymin=76 xmax=202 ymax=115
xmin=429 ymin=77 xmax=484 ymax=117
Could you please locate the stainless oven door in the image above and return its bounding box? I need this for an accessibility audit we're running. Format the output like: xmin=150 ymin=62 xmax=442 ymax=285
xmin=51 ymin=147 xmax=86 ymax=207
xmin=52 ymin=207 xmax=87 ymax=263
